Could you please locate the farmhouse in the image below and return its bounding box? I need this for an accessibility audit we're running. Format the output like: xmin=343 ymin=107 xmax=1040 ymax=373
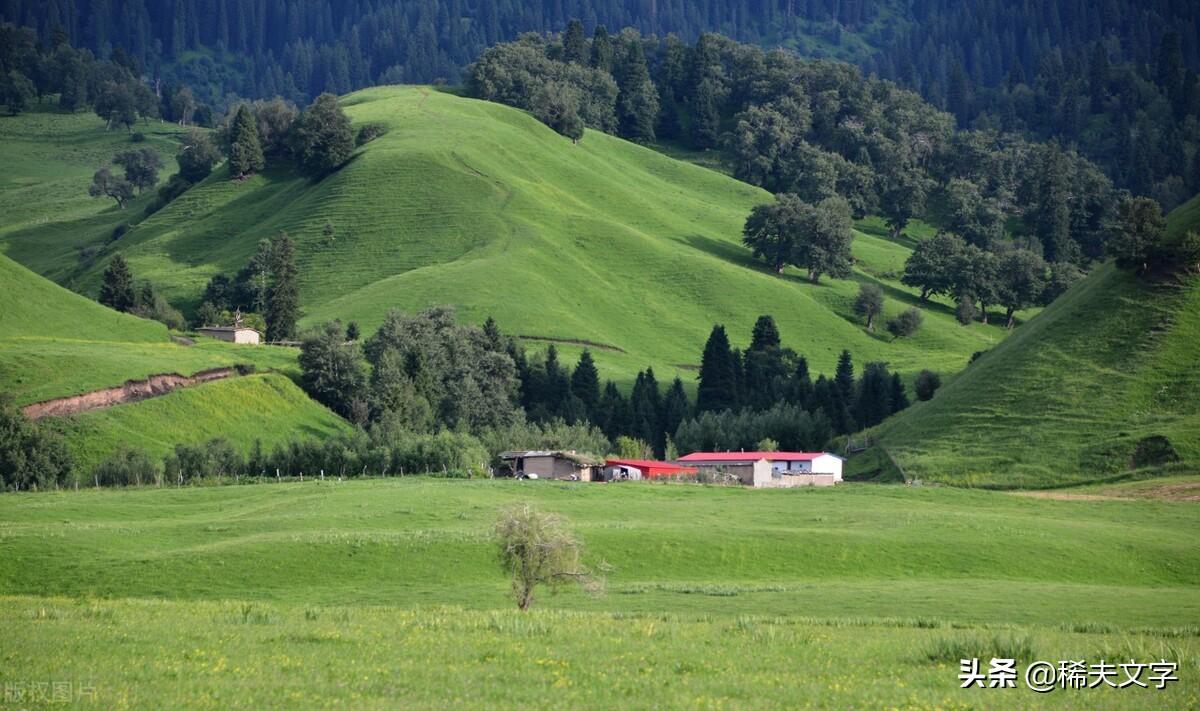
xmin=677 ymin=451 xmax=844 ymax=488
xmin=600 ymin=459 xmax=699 ymax=482
xmin=498 ymin=450 xmax=602 ymax=481
xmin=195 ymin=326 xmax=261 ymax=345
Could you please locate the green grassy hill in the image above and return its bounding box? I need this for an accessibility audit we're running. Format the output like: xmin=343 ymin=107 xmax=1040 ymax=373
xmin=2 ymin=479 xmax=1197 ymax=706
xmin=850 ymin=201 xmax=1200 ymax=488
xmin=0 ymin=252 xmax=349 ymax=475
xmin=1 ymin=87 xmax=1017 ymax=387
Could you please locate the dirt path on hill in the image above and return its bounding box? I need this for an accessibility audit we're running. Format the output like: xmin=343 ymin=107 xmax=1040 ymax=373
xmin=22 ymin=367 xmax=240 ymax=419
xmin=1013 ymin=481 xmax=1200 ymax=503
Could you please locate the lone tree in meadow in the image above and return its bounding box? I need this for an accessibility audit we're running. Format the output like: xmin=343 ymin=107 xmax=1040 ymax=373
xmin=291 ymin=93 xmax=354 ymax=177
xmin=853 ymin=283 xmax=885 ymax=332
xmin=88 ymin=166 xmax=135 ymax=209
xmin=228 ymin=105 xmax=265 ymax=179
xmin=494 ymin=503 xmax=600 ymax=611
xmin=113 ymin=148 xmax=163 ymax=194
xmin=266 ymin=232 xmax=299 ymax=342
xmin=99 ymin=255 xmax=136 ymax=312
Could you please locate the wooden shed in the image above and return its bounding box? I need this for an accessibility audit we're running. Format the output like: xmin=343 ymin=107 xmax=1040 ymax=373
xmin=498 ymin=450 xmax=603 ymax=481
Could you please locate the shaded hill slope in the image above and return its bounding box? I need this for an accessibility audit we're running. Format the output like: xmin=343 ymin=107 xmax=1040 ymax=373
xmin=852 ymin=202 xmax=1200 ymax=488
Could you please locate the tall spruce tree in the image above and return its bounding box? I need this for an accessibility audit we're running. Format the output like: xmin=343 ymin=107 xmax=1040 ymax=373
xmin=228 ymin=104 xmax=264 ymax=179
xmin=562 ymin=19 xmax=586 ymax=64
xmin=661 ymin=377 xmax=690 ymax=447
xmin=589 ymin=26 xmax=614 ymax=72
xmin=570 ymin=349 xmax=601 ymax=417
xmin=697 ymin=325 xmax=738 ymax=413
xmin=834 ymin=349 xmax=855 ymax=402
xmin=266 ymin=232 xmax=299 ymax=342
xmin=98 ymin=255 xmax=136 ymax=312
xmin=615 ymin=39 xmax=658 ymax=142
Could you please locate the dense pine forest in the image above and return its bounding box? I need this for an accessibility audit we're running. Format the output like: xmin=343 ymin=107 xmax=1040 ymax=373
xmin=2 ymin=0 xmax=1198 ymax=203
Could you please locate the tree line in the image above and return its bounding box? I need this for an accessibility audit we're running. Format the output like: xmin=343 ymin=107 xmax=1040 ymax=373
xmin=467 ymin=28 xmax=1118 ymax=273
xmin=5 ymin=2 xmax=1195 ymax=205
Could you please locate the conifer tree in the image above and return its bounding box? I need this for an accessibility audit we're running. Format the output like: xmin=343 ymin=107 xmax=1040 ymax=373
xmin=99 ymin=255 xmax=136 ymax=312
xmin=266 ymin=232 xmax=299 ymax=342
xmin=749 ymin=315 xmax=781 ymax=351
xmin=615 ymin=39 xmax=658 ymax=142
xmin=661 ymin=377 xmax=690 ymax=447
xmin=562 ymin=19 xmax=587 ymax=64
xmin=697 ymin=325 xmax=737 ymax=413
xmin=228 ymin=104 xmax=264 ymax=179
xmin=589 ymin=26 xmax=614 ymax=72
xmin=570 ymin=350 xmax=601 ymax=417
xmin=834 ymin=349 xmax=855 ymax=402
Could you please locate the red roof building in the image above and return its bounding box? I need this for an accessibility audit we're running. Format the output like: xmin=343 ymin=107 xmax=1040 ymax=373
xmin=602 ymin=459 xmax=698 ymax=481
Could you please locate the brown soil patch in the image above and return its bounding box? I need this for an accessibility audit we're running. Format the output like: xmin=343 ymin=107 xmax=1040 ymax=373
xmin=22 ymin=367 xmax=238 ymax=419
xmin=1013 ymin=481 xmax=1200 ymax=503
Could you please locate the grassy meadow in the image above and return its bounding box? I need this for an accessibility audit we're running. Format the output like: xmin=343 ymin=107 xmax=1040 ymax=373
xmin=1 ymin=478 xmax=1197 ymax=707
xmin=851 ymin=200 xmax=1200 ymax=488
xmin=0 ymin=86 xmax=1020 ymax=390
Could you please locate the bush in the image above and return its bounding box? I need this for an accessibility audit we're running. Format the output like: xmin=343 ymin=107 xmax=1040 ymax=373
xmin=886 ymin=307 xmax=924 ymax=338
xmin=0 ymin=396 xmax=73 ymax=491
xmin=1131 ymin=435 xmax=1179 ymax=468
xmin=914 ymin=370 xmax=941 ymax=401
xmin=162 ymin=438 xmax=245 ymax=482
xmin=356 ymin=123 xmax=387 ymax=146
xmin=94 ymin=445 xmax=160 ymax=486
xmin=110 ymin=223 xmax=132 ymax=242
xmin=130 ymin=132 xmax=145 ymax=143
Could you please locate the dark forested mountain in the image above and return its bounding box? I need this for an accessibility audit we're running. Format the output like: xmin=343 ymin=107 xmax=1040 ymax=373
xmin=2 ymin=0 xmax=1198 ymax=203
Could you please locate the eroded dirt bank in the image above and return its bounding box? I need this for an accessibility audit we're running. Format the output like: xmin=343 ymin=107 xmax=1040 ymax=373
xmin=22 ymin=367 xmax=239 ymax=419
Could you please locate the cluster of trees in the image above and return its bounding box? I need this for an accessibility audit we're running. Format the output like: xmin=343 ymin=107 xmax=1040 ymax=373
xmin=208 ymin=92 xmax=355 ymax=179
xmin=0 ymin=22 xmax=207 ymax=125
xmin=97 ymin=254 xmax=185 ymax=329
xmin=1107 ymin=196 xmax=1200 ymax=277
xmin=0 ymin=396 xmax=72 ymax=491
xmin=694 ymin=318 xmax=911 ymax=438
xmin=898 ymin=232 xmax=1082 ymax=328
xmin=6 ymin=3 xmax=1195 ymax=205
xmin=0 ymin=1 xmax=881 ymax=110
xmin=468 ymin=29 xmax=1117 ymax=269
xmin=871 ymin=6 xmax=1200 ymax=206
xmin=198 ymin=232 xmax=300 ymax=342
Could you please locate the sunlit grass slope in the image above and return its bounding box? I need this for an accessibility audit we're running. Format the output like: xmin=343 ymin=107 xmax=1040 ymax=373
xmin=0 ymin=253 xmax=297 ymax=405
xmin=13 ymin=86 xmax=1014 ymax=386
xmin=0 ymin=105 xmax=182 ymax=284
xmin=854 ymin=200 xmax=1200 ymax=488
xmin=0 ymin=253 xmax=347 ymax=470
xmin=47 ymin=373 xmax=351 ymax=474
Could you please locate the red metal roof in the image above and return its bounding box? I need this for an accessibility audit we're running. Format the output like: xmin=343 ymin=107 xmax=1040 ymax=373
xmin=605 ymin=459 xmax=696 ymax=472
xmin=677 ymin=451 xmax=829 ymax=462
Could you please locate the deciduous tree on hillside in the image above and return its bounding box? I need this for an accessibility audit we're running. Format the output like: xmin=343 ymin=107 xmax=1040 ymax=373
xmin=88 ymin=166 xmax=134 ymax=209
xmin=291 ymin=93 xmax=354 ymax=177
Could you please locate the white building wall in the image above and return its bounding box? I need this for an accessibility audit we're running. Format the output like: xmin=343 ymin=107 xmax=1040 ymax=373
xmin=810 ymin=454 xmax=844 ymax=481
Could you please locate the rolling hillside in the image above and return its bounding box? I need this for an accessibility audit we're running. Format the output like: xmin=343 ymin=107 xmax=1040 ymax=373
xmin=851 ymin=199 xmax=1200 ymax=488
xmin=0 ymin=253 xmax=349 ymax=476
xmin=2 ymin=86 xmax=1019 ymax=387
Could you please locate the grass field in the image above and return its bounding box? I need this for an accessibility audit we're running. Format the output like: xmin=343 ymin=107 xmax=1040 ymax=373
xmin=0 ymin=86 xmax=1019 ymax=389
xmin=849 ymin=200 xmax=1200 ymax=488
xmin=1 ymin=478 xmax=1196 ymax=707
